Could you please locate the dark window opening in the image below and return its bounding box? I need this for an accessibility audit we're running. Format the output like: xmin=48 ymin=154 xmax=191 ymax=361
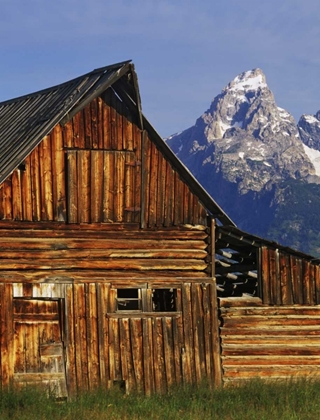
xmin=116 ymin=289 xmax=141 ymax=311
xmin=152 ymin=289 xmax=177 ymax=312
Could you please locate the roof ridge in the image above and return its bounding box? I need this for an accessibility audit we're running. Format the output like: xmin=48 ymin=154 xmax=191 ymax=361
xmin=0 ymin=60 xmax=132 ymax=107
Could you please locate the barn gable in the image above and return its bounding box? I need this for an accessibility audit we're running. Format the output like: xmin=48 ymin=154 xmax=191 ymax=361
xmin=0 ymin=60 xmax=233 ymax=226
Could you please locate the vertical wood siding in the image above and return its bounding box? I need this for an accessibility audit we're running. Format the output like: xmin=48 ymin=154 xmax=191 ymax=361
xmin=0 ymin=284 xmax=13 ymax=387
xmin=0 ymin=92 xmax=208 ymax=226
xmin=2 ymin=280 xmax=220 ymax=395
xmin=261 ymin=246 xmax=320 ymax=305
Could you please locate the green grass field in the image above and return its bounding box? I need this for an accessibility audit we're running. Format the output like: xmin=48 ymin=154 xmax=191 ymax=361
xmin=1 ymin=378 xmax=320 ymax=420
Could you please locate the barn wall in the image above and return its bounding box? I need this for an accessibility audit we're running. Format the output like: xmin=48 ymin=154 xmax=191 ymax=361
xmin=261 ymin=246 xmax=320 ymax=305
xmin=1 ymin=280 xmax=221 ymax=394
xmin=219 ymin=297 xmax=320 ymax=384
xmin=0 ymin=92 xmax=208 ymax=227
xmin=0 ymin=224 xmax=210 ymax=275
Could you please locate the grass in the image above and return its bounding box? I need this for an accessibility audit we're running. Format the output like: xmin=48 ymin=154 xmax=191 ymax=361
xmin=1 ymin=378 xmax=320 ymax=419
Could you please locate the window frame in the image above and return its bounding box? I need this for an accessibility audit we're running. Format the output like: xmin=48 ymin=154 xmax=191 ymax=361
xmin=111 ymin=284 xmax=181 ymax=314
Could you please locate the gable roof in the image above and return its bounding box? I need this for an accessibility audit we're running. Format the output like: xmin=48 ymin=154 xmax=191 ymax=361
xmin=0 ymin=60 xmax=235 ymax=226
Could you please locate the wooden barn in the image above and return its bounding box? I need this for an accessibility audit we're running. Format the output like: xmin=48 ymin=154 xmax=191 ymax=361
xmin=1 ymin=60 xmax=320 ymax=397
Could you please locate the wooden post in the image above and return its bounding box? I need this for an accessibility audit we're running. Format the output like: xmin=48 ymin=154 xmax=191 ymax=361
xmin=210 ymin=279 xmax=222 ymax=387
xmin=210 ymin=218 xmax=222 ymax=387
xmin=140 ymin=130 xmax=147 ymax=229
xmin=211 ymin=218 xmax=215 ymax=278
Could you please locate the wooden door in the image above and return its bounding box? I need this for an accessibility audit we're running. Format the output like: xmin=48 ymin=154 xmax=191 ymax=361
xmin=13 ymin=298 xmax=67 ymax=398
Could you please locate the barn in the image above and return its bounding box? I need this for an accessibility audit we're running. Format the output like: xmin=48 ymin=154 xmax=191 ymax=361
xmin=1 ymin=60 xmax=320 ymax=397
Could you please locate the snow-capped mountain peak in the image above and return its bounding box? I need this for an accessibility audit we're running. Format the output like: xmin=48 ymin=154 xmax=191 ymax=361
xmin=166 ymin=68 xmax=316 ymax=195
xmin=166 ymin=68 xmax=320 ymax=257
xmin=226 ymin=68 xmax=267 ymax=95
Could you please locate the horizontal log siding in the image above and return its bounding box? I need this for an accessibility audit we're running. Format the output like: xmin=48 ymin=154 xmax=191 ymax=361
xmin=219 ymin=298 xmax=320 ymax=384
xmin=0 ymin=225 xmax=209 ymax=275
xmin=261 ymin=246 xmax=320 ymax=305
xmin=0 ymin=91 xmax=208 ymax=227
xmin=1 ymin=281 xmax=220 ymax=394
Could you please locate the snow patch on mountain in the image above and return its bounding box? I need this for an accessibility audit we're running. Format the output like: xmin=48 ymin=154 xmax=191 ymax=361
xmin=303 ymin=144 xmax=320 ymax=176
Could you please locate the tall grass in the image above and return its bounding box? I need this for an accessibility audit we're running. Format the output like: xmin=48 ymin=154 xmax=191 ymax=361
xmin=1 ymin=378 xmax=320 ymax=420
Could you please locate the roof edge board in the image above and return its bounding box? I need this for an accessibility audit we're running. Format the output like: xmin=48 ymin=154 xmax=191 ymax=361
xmin=60 ymin=62 xmax=132 ymax=125
xmin=91 ymin=59 xmax=132 ymax=75
xmin=129 ymin=64 xmax=144 ymax=130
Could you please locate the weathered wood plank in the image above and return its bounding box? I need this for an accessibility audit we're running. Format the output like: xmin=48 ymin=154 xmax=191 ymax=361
xmin=66 ymin=151 xmax=78 ymax=223
xmin=21 ymin=155 xmax=32 ymax=221
xmin=133 ymin=125 xmax=141 ymax=223
xmin=110 ymin=92 xmax=117 ymax=150
xmin=65 ymin=284 xmax=76 ymax=396
xmin=87 ymin=284 xmax=99 ymax=389
xmin=72 ymin=109 xmax=81 ymax=148
xmin=261 ymin=247 xmax=270 ymax=304
xmin=191 ymin=283 xmax=202 ymax=384
xmin=102 ymin=92 xmax=111 ymax=149
xmin=162 ymin=317 xmax=174 ymax=388
xmin=103 ymin=152 xmax=114 ymax=222
xmin=91 ymin=151 xmax=103 ymax=223
xmin=84 ymin=104 xmax=92 ymax=149
xmin=181 ymin=283 xmax=194 ymax=384
xmin=3 ymin=179 xmax=12 ymax=220
xmin=142 ymin=317 xmax=154 ymax=395
xmin=172 ymin=315 xmax=182 ymax=385
xmin=51 ymin=125 xmax=66 ymax=222
xmin=141 ymin=130 xmax=150 ymax=228
xmin=11 ymin=169 xmax=22 ymax=220
xmin=78 ymin=151 xmax=91 ymax=223
xmin=74 ymin=284 xmax=89 ymax=390
xmin=40 ymin=135 xmax=53 ymax=220
xmin=114 ymin=152 xmax=125 ymax=222
xmin=153 ymin=317 xmax=166 ymax=393
xmin=130 ymin=318 xmax=144 ymax=392
xmin=90 ymin=99 xmax=99 ymax=149
xmin=0 ymin=284 xmax=13 ymax=387
xmin=30 ymin=148 xmax=41 ymax=221
xmin=209 ymin=280 xmax=222 ymax=387
xmin=148 ymin=141 xmax=158 ymax=227
xmin=124 ymin=153 xmax=134 ymax=223
xmin=119 ymin=318 xmax=133 ymax=391
xmin=0 ymin=248 xmax=207 ymax=260
xmin=0 ymin=257 xmax=208 ymax=271
xmin=97 ymin=283 xmax=109 ymax=385
xmin=222 ymin=344 xmax=320 ymax=356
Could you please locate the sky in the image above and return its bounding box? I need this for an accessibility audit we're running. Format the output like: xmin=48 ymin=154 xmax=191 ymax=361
xmin=1 ymin=0 xmax=320 ymax=138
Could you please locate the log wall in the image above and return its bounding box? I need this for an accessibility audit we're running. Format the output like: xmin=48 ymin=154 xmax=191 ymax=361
xmin=261 ymin=246 xmax=320 ymax=305
xmin=0 ymin=224 xmax=209 ymax=276
xmin=0 ymin=92 xmax=208 ymax=227
xmin=219 ymin=297 xmax=320 ymax=384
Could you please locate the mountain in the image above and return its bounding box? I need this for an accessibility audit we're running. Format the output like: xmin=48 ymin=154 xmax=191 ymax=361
xmin=166 ymin=69 xmax=320 ymax=256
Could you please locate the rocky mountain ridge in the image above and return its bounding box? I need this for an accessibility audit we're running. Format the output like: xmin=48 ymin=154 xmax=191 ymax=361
xmin=166 ymin=69 xmax=320 ymax=256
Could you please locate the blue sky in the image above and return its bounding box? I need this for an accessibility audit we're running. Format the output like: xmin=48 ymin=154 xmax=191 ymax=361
xmin=1 ymin=0 xmax=320 ymax=137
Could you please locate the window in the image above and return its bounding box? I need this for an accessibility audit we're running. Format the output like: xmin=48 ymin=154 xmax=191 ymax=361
xmin=152 ymin=289 xmax=177 ymax=312
xmin=116 ymin=289 xmax=142 ymax=312
xmin=114 ymin=287 xmax=179 ymax=313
